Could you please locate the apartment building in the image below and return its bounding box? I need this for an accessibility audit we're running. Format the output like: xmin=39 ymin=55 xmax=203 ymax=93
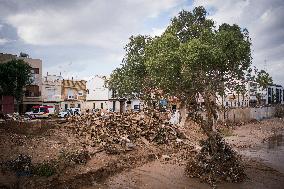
xmin=20 ymin=56 xmax=43 ymax=112
xmin=42 ymin=73 xmax=63 ymax=113
xmin=61 ymin=79 xmax=87 ymax=110
xmin=0 ymin=53 xmax=42 ymax=113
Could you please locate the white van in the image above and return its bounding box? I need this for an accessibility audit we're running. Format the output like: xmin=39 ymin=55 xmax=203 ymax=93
xmin=26 ymin=105 xmax=55 ymax=119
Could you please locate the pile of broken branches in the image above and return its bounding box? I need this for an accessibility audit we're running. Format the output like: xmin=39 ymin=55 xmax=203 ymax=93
xmin=67 ymin=110 xmax=188 ymax=154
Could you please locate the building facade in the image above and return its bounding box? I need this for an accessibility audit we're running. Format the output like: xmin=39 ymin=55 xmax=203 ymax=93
xmin=61 ymin=79 xmax=87 ymax=111
xmin=265 ymin=85 xmax=284 ymax=105
xmin=42 ymin=73 xmax=63 ymax=113
xmin=85 ymin=75 xmax=109 ymax=112
xmin=20 ymin=57 xmax=43 ymax=112
xmin=0 ymin=53 xmax=43 ymax=113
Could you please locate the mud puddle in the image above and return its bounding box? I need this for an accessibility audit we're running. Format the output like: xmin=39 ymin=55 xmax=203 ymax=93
xmin=100 ymin=133 xmax=284 ymax=189
xmin=105 ymin=161 xmax=209 ymax=189
xmin=239 ymin=133 xmax=284 ymax=173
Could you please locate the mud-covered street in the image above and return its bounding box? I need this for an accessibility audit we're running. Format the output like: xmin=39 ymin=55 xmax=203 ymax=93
xmin=0 ymin=118 xmax=283 ymax=189
xmin=100 ymin=119 xmax=284 ymax=189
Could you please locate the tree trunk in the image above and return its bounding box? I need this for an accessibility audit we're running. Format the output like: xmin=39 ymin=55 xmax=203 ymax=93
xmin=178 ymin=102 xmax=187 ymax=127
xmin=202 ymin=93 xmax=219 ymax=154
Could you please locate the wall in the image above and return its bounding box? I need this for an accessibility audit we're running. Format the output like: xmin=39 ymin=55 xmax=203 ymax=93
xmin=42 ymin=75 xmax=63 ymax=103
xmin=0 ymin=96 xmax=15 ymax=114
xmin=86 ymin=76 xmax=108 ymax=101
xmin=219 ymin=107 xmax=276 ymax=122
xmin=84 ymin=100 xmax=108 ymax=111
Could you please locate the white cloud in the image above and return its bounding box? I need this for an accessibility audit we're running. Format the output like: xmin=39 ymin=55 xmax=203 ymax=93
xmin=192 ymin=0 xmax=284 ymax=85
xmin=0 ymin=38 xmax=9 ymax=45
xmin=5 ymin=0 xmax=181 ymax=48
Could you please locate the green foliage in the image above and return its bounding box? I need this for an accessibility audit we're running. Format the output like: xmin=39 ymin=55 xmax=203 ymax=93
xmin=0 ymin=59 xmax=32 ymax=101
xmin=255 ymin=69 xmax=273 ymax=89
xmin=109 ymin=6 xmax=251 ymax=107
xmin=107 ymin=35 xmax=152 ymax=99
xmin=32 ymin=161 xmax=56 ymax=177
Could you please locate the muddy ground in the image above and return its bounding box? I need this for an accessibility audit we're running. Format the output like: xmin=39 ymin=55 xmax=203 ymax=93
xmin=0 ymin=118 xmax=283 ymax=189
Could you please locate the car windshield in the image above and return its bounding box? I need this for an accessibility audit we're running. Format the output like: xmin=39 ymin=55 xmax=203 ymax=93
xmin=32 ymin=108 xmax=39 ymax=113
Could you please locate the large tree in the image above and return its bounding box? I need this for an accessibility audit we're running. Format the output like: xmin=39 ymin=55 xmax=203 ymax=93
xmin=109 ymin=6 xmax=251 ymax=134
xmin=108 ymin=6 xmax=251 ymax=183
xmin=0 ymin=59 xmax=32 ymax=110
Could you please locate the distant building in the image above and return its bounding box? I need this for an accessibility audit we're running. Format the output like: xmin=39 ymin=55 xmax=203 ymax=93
xmin=265 ymin=84 xmax=284 ymax=105
xmin=85 ymin=75 xmax=109 ymax=111
xmin=107 ymin=89 xmax=143 ymax=113
xmin=20 ymin=56 xmax=43 ymax=113
xmin=217 ymin=81 xmax=284 ymax=108
xmin=61 ymin=79 xmax=87 ymax=110
xmin=0 ymin=53 xmax=43 ymax=113
xmin=42 ymin=73 xmax=63 ymax=113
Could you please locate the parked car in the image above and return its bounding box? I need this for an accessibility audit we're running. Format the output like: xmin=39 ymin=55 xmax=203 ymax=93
xmin=58 ymin=108 xmax=81 ymax=118
xmin=26 ymin=105 xmax=55 ymax=119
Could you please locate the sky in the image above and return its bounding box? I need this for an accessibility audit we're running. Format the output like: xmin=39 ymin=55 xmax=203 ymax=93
xmin=0 ymin=0 xmax=283 ymax=85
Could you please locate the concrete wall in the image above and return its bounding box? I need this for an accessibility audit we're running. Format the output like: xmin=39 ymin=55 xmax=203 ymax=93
xmin=84 ymin=100 xmax=108 ymax=111
xmin=219 ymin=107 xmax=276 ymax=122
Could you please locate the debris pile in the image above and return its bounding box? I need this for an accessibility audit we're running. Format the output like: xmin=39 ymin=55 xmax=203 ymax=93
xmin=0 ymin=113 xmax=30 ymax=122
xmin=58 ymin=149 xmax=91 ymax=165
xmin=67 ymin=110 xmax=188 ymax=153
xmin=185 ymin=133 xmax=246 ymax=186
xmin=3 ymin=154 xmax=32 ymax=176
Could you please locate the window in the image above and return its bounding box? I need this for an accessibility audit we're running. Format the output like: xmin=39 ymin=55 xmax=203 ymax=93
xmin=111 ymin=90 xmax=117 ymax=98
xmin=67 ymin=89 xmax=75 ymax=99
xmin=112 ymin=101 xmax=115 ymax=111
xmin=134 ymin=105 xmax=140 ymax=110
xmin=78 ymin=90 xmax=83 ymax=96
xmin=93 ymin=103 xmax=96 ymax=109
xmin=226 ymin=102 xmax=228 ymax=106
xmin=40 ymin=108 xmax=45 ymax=112
xmin=101 ymin=103 xmax=103 ymax=109
xmin=65 ymin=104 xmax=68 ymax=110
xmin=25 ymin=85 xmax=40 ymax=97
xmin=77 ymin=104 xmax=81 ymax=108
xmin=268 ymin=88 xmax=271 ymax=96
xmin=34 ymin=68 xmax=39 ymax=74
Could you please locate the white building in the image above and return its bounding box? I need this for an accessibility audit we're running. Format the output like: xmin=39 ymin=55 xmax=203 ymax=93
xmin=42 ymin=73 xmax=63 ymax=112
xmin=85 ymin=75 xmax=109 ymax=111
xmin=217 ymin=81 xmax=284 ymax=108
xmin=264 ymin=84 xmax=284 ymax=105
xmin=108 ymin=89 xmax=143 ymax=112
